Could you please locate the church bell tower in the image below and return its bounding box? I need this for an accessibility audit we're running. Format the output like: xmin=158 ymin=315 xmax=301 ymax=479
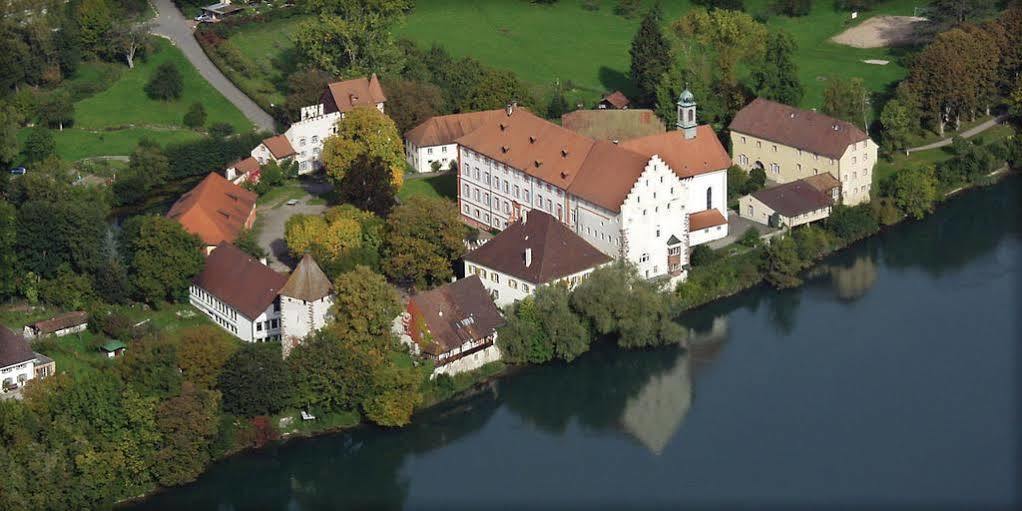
xmin=677 ymin=89 xmax=697 ymax=140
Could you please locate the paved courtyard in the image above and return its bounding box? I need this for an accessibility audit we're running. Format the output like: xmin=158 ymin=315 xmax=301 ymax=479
xmin=256 ymin=179 xmax=331 ymax=271
xmin=705 ymin=210 xmax=778 ymax=250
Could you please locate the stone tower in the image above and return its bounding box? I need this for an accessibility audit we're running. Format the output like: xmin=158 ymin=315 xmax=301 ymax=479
xmin=676 ymin=89 xmax=697 ymax=140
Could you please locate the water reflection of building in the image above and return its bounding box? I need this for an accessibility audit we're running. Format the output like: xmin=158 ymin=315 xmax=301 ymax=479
xmin=829 ymin=255 xmax=877 ymax=301
xmin=619 ymin=316 xmax=729 ymax=455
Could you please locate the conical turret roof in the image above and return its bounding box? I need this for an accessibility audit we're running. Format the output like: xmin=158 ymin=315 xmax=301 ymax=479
xmin=280 ymin=254 xmax=333 ymax=301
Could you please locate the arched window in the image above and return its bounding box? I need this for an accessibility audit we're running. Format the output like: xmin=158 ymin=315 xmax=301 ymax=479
xmin=687 ymin=109 xmax=694 ymax=122
xmin=706 ymin=188 xmax=712 ymax=210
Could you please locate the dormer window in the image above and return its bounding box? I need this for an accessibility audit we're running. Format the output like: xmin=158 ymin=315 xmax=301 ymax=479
xmin=529 ymin=136 xmax=537 ymax=144
xmin=561 ymin=149 xmax=569 ymax=157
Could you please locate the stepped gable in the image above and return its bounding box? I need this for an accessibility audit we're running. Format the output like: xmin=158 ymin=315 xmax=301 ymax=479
xmin=167 ymin=173 xmax=257 ymax=246
xmin=324 ymin=74 xmax=387 ymax=113
xmin=729 ymin=98 xmax=868 ymax=159
xmin=192 ymin=242 xmax=288 ymax=319
xmin=619 ymin=125 xmax=732 ymax=178
xmin=280 ymin=254 xmax=333 ymax=302
xmin=404 ymin=109 xmax=505 ymax=147
xmin=464 ymin=210 xmax=611 ymax=284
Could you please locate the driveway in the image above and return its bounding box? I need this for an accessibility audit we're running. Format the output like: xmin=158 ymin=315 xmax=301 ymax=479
xmin=705 ymin=211 xmax=778 ymax=250
xmin=256 ymin=180 xmax=332 ymax=271
xmin=150 ymin=0 xmax=276 ymax=132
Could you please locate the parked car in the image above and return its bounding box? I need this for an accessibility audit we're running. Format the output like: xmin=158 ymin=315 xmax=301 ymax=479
xmin=9 ymin=167 xmax=26 ymax=175
xmin=195 ymin=14 xmax=212 ymax=23
xmin=286 ymin=199 xmax=299 ymax=206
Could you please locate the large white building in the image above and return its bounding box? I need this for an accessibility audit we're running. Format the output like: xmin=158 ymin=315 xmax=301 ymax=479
xmin=403 ymin=109 xmax=504 ymax=173
xmin=415 ymin=91 xmax=730 ymax=283
xmin=190 ymin=243 xmax=333 ymax=349
xmin=463 ymin=209 xmax=611 ymax=307
xmin=277 ymin=74 xmax=387 ymax=175
xmin=1 ymin=327 xmax=55 ymax=395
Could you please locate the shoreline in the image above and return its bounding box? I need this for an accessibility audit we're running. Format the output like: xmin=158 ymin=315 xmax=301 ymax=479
xmin=118 ymin=166 xmax=1019 ymax=508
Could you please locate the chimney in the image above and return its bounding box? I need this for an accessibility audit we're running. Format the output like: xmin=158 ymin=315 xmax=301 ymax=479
xmin=612 ymin=139 xmax=619 ymax=144
xmin=524 ymin=248 xmax=532 ymax=268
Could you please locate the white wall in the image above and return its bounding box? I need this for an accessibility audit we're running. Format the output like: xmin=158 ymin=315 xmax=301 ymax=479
xmin=280 ymin=294 xmax=333 ymax=341
xmin=0 ymin=360 xmax=35 ymax=393
xmin=406 ymin=142 xmax=458 ymax=173
xmin=619 ymin=156 xmax=690 ymax=280
xmin=432 ymin=339 xmax=502 ymax=378
xmin=465 ymin=261 xmax=604 ymax=308
xmin=283 ymin=112 xmax=341 ymax=174
xmin=689 ymin=224 xmax=727 ymax=246
xmin=190 ymin=285 xmax=281 ymax=343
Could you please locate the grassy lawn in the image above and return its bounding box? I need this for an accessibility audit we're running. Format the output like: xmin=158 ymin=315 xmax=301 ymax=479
xmin=217 ymin=0 xmax=920 ymax=114
xmin=398 ymin=172 xmax=457 ymax=201
xmin=17 ymin=38 xmax=253 ymax=161
xmin=257 ymin=181 xmax=311 ymax=207
xmin=873 ymin=124 xmax=1016 ymax=186
xmin=75 ymin=38 xmax=251 ymax=132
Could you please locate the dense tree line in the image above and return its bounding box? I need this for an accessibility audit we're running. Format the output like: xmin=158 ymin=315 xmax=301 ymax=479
xmin=500 ymin=264 xmax=685 ymax=364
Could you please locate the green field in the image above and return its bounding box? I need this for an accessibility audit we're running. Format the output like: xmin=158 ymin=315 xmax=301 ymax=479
xmin=225 ymin=0 xmax=917 ymax=113
xmin=19 ymin=38 xmax=253 ymax=161
xmin=398 ymin=172 xmax=457 ymax=201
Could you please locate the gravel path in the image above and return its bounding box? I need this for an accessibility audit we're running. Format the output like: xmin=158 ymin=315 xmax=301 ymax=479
xmin=906 ymin=114 xmax=1009 ymax=154
xmin=150 ymin=0 xmax=276 ymax=133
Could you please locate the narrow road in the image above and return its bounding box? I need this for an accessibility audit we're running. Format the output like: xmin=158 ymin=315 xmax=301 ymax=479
xmin=150 ymin=0 xmax=276 ymax=133
xmin=906 ymin=114 xmax=1008 ymax=154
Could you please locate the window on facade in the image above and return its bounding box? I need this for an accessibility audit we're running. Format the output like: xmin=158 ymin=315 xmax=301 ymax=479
xmin=300 ymin=138 xmax=307 ymax=146
xmin=504 ymin=202 xmax=510 ymax=213
xmin=504 ymin=181 xmax=509 ymax=193
xmin=474 ymin=189 xmax=480 ymax=201
xmin=463 ymin=184 xmax=469 ymax=196
xmin=257 ymin=322 xmax=263 ymax=332
xmin=852 ymin=157 xmax=857 ymax=164
xmin=546 ymin=199 xmax=552 ymax=211
xmin=484 ymin=193 xmax=490 ymax=206
xmin=742 ymin=136 xmax=747 ymax=144
xmin=639 ymin=253 xmax=649 ymax=263
xmin=770 ymin=163 xmax=780 ymax=174
xmin=509 ymin=279 xmax=517 ymax=289
xmin=757 ymin=141 xmax=762 ymax=148
xmin=797 ymin=163 xmax=802 ymax=172
xmin=556 ymin=204 xmax=562 ymax=220
xmin=442 ymin=146 xmax=447 ymax=153
xmin=485 ymin=173 xmax=491 ymax=185
xmin=772 ymin=145 xmax=777 ymax=152
xmin=514 ymin=185 xmax=520 ymax=198
xmin=706 ymin=188 xmax=712 ymax=210
xmin=524 ymin=190 xmax=530 ymax=203
xmin=463 ymin=204 xmax=470 ymax=214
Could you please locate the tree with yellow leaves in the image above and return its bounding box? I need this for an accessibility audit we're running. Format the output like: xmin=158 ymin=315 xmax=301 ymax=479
xmin=321 ymin=106 xmax=405 ymax=190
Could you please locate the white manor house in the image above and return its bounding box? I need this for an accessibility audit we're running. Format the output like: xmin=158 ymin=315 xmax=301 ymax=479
xmin=407 ymin=91 xmax=731 ymax=283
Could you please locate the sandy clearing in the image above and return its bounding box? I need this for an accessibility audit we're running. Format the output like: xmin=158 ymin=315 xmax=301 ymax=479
xmin=831 ymin=16 xmax=928 ymax=49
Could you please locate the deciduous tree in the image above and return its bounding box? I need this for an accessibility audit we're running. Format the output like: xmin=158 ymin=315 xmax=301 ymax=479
xmin=339 ymin=154 xmax=397 ymax=216
xmin=120 ymin=215 xmax=204 ymax=304
xmin=673 ymin=7 xmax=767 ymax=84
xmin=145 ymin=62 xmax=183 ymax=101
xmin=382 ymin=196 xmax=467 ymax=288
xmin=291 ymin=14 xmax=404 ymax=78
xmin=219 ymin=343 xmax=290 ymax=417
xmin=330 ymin=264 xmax=402 ymax=338
xmin=750 ymin=31 xmax=803 ymax=106
xmin=177 ymin=326 xmax=239 ymax=389
xmin=822 ymin=77 xmax=868 ymax=129
xmin=322 ymin=106 xmax=404 ymax=189
xmin=891 ymin=164 xmax=939 ymax=219
xmin=381 ymin=78 xmax=444 ymax=134
xmin=762 ymin=233 xmax=803 ymax=289
xmin=153 ymin=383 xmax=221 ymax=487
xmin=22 ymin=127 xmax=55 ymax=163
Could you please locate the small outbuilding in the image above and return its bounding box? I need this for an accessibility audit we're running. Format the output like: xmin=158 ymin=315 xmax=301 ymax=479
xmin=23 ymin=311 xmax=88 ymax=339
xmin=100 ymin=340 xmax=127 ymax=359
xmin=739 ymin=178 xmax=835 ymax=228
xmin=598 ymin=91 xmax=631 ymax=110
xmin=200 ymin=1 xmax=245 ymax=21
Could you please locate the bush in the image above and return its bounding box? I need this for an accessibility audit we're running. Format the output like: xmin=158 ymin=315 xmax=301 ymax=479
xmin=614 ymin=0 xmax=641 ymax=17
xmin=770 ymin=0 xmax=811 ymax=16
xmin=581 ymin=0 xmax=600 ymax=11
xmin=209 ymin=122 xmax=235 ymax=139
xmin=689 ymin=245 xmax=717 ymax=266
xmin=145 ymin=62 xmax=183 ymax=100
xmin=183 ymin=102 xmax=207 ymax=128
xmin=825 ymin=204 xmax=879 ymax=242
xmin=739 ymin=226 xmax=761 ymax=247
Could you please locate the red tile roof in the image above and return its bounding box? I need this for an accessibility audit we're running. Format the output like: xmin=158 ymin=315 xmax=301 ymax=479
xmin=230 ymin=156 xmax=260 ymax=177
xmin=752 ymin=179 xmax=834 ymax=217
xmin=408 ymin=276 xmax=504 ymax=356
xmin=600 ymin=91 xmax=631 ymax=109
xmin=404 ymin=109 xmax=505 ymax=147
xmin=261 ymin=135 xmax=296 ymax=160
xmin=324 ymin=74 xmax=387 ymax=114
xmin=27 ymin=311 xmax=88 ymax=335
xmin=0 ymin=326 xmax=34 ymax=368
xmin=464 ymin=210 xmax=610 ymax=284
xmin=729 ymin=98 xmax=869 ymax=160
xmin=688 ymin=209 xmax=728 ymax=231
xmin=619 ymin=126 xmax=732 ymax=178
xmin=454 ymin=108 xmax=651 ymax=212
xmin=167 ymin=173 xmax=257 ymax=246
xmin=192 ymin=243 xmax=288 ymax=319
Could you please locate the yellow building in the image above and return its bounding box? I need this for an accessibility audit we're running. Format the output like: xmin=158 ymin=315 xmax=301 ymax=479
xmin=729 ymin=98 xmax=877 ymax=206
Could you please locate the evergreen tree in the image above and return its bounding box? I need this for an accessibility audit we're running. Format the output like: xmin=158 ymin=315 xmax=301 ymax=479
xmin=182 ymin=102 xmax=207 ymax=129
xmin=629 ymin=4 xmax=672 ymax=105
xmin=750 ymin=31 xmax=804 ymax=106
xmin=145 ymin=63 xmax=183 ymax=101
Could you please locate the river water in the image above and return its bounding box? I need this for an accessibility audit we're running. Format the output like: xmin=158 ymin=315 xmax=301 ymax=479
xmin=131 ymin=176 xmax=1020 ymax=510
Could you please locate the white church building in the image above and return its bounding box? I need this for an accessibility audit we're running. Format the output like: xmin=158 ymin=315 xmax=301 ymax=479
xmin=408 ymin=91 xmax=730 ymax=284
